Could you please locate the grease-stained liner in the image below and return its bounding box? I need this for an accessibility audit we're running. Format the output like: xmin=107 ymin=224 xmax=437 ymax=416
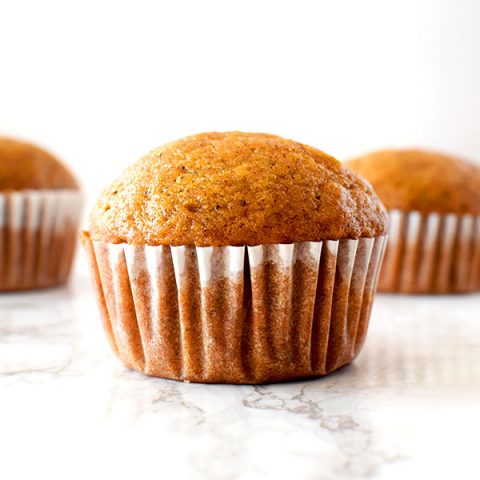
xmin=82 ymin=233 xmax=387 ymax=384
xmin=379 ymin=210 xmax=480 ymax=294
xmin=0 ymin=190 xmax=82 ymax=291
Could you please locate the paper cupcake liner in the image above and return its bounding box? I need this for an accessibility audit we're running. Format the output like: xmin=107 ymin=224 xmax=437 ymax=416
xmin=0 ymin=190 xmax=83 ymax=291
xmin=82 ymin=233 xmax=387 ymax=384
xmin=379 ymin=210 xmax=480 ymax=293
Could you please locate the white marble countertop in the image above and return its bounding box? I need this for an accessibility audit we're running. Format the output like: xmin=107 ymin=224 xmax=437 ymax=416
xmin=1 ymin=267 xmax=479 ymax=480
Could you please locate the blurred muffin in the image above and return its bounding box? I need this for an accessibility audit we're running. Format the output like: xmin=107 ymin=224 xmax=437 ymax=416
xmin=346 ymin=149 xmax=480 ymax=293
xmin=83 ymin=132 xmax=388 ymax=384
xmin=0 ymin=137 xmax=82 ymax=291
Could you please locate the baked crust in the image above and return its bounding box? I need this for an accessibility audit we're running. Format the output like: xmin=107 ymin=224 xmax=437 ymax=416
xmin=89 ymin=132 xmax=387 ymax=246
xmin=346 ymin=149 xmax=480 ymax=214
xmin=0 ymin=137 xmax=78 ymax=191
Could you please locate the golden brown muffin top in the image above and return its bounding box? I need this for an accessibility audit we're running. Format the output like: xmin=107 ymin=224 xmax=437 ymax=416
xmin=0 ymin=137 xmax=79 ymax=191
xmin=346 ymin=149 xmax=480 ymax=214
xmin=89 ymin=132 xmax=387 ymax=246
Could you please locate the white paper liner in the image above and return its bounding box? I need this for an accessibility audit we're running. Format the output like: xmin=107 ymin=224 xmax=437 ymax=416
xmin=83 ymin=234 xmax=387 ymax=384
xmin=379 ymin=209 xmax=480 ymax=293
xmin=0 ymin=190 xmax=83 ymax=291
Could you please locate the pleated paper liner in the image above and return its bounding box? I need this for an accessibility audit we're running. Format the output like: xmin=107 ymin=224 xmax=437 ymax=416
xmin=82 ymin=233 xmax=387 ymax=384
xmin=0 ymin=190 xmax=83 ymax=291
xmin=379 ymin=210 xmax=480 ymax=294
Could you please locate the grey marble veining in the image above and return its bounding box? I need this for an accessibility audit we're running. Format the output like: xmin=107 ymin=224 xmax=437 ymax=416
xmin=0 ymin=271 xmax=479 ymax=480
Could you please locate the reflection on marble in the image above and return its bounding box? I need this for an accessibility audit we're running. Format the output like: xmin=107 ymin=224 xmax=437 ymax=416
xmin=1 ymin=271 xmax=479 ymax=480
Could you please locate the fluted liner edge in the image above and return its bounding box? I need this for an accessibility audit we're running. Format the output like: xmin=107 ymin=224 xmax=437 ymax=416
xmin=379 ymin=210 xmax=480 ymax=293
xmin=0 ymin=190 xmax=82 ymax=291
xmin=83 ymin=235 xmax=387 ymax=384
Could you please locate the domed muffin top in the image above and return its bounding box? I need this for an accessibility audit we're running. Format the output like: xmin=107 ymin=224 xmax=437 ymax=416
xmin=0 ymin=137 xmax=78 ymax=191
xmin=346 ymin=149 xmax=480 ymax=214
xmin=89 ymin=132 xmax=387 ymax=246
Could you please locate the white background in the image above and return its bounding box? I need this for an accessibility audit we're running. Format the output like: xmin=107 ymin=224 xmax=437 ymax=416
xmin=1 ymin=0 xmax=479 ymax=209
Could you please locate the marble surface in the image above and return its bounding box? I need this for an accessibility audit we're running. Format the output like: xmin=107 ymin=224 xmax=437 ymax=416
xmin=1 ymin=267 xmax=479 ymax=480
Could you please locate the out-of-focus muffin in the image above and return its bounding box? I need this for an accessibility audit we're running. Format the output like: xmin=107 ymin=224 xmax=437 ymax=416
xmin=83 ymin=131 xmax=388 ymax=384
xmin=346 ymin=149 xmax=480 ymax=293
xmin=0 ymin=137 xmax=82 ymax=291
xmin=0 ymin=137 xmax=78 ymax=191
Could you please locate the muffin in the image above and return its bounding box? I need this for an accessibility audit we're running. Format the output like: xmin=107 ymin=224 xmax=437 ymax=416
xmin=82 ymin=132 xmax=388 ymax=384
xmin=346 ymin=148 xmax=480 ymax=293
xmin=0 ymin=137 xmax=82 ymax=291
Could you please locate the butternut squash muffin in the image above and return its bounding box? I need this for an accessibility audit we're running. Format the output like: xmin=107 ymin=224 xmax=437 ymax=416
xmin=83 ymin=132 xmax=388 ymax=384
xmin=0 ymin=137 xmax=82 ymax=291
xmin=346 ymin=149 xmax=480 ymax=293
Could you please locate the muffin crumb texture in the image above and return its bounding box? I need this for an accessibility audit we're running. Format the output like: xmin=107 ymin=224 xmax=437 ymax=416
xmin=346 ymin=149 xmax=480 ymax=214
xmin=90 ymin=132 xmax=387 ymax=246
xmin=0 ymin=137 xmax=78 ymax=191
